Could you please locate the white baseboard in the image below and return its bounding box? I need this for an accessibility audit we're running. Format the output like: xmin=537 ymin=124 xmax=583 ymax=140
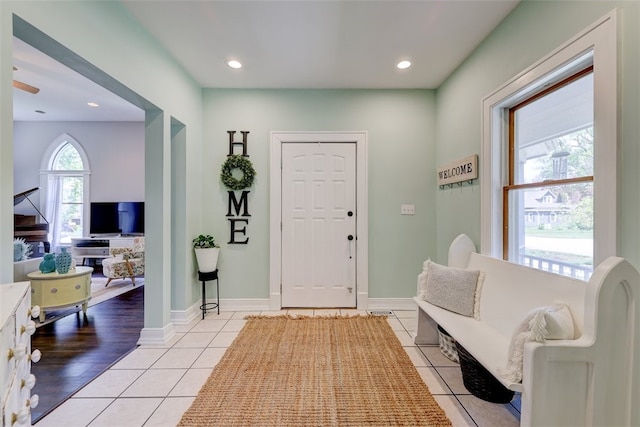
xmin=367 ymin=298 xmax=416 ymax=311
xmin=169 ymin=298 xmax=415 ymax=321
xmin=221 ymin=298 xmax=271 ymax=311
xmin=137 ymin=323 xmax=178 ymax=347
xmin=170 ymin=304 xmax=199 ymax=325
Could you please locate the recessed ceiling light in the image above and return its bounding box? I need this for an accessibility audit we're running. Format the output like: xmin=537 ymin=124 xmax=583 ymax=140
xmin=397 ymin=60 xmax=412 ymax=70
xmin=227 ymin=60 xmax=242 ymax=69
xmin=87 ymin=102 xmax=99 ymax=107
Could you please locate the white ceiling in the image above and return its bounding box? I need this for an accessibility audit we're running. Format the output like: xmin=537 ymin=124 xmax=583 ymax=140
xmin=13 ymin=0 xmax=519 ymax=122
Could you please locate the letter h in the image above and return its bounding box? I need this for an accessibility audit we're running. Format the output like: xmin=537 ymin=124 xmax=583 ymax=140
xmin=228 ymin=130 xmax=250 ymax=156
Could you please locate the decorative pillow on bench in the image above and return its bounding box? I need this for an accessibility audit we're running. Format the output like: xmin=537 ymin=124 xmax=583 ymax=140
xmin=499 ymin=303 xmax=575 ymax=383
xmin=418 ymin=260 xmax=483 ymax=318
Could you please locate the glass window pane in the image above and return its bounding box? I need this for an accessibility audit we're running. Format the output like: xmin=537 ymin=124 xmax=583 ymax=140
xmin=61 ymin=177 xmax=83 ymax=203
xmin=59 ymin=202 xmax=83 ymax=244
xmin=514 ymin=73 xmax=593 ymax=184
xmin=53 ymin=143 xmax=83 ymax=170
xmin=508 ymin=182 xmax=593 ymax=280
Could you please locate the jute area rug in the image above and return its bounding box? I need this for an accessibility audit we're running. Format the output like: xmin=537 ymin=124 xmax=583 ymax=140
xmin=179 ymin=315 xmax=452 ymax=426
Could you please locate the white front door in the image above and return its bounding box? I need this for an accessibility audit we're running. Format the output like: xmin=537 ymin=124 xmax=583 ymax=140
xmin=281 ymin=142 xmax=357 ymax=308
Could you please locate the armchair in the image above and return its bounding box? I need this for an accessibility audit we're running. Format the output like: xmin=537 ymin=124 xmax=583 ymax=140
xmin=102 ymin=237 xmax=144 ymax=287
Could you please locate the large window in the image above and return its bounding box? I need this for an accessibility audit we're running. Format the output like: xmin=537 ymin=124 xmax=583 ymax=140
xmin=504 ymin=68 xmax=594 ymax=280
xmin=42 ymin=134 xmax=90 ymax=249
xmin=481 ymin=12 xmax=617 ymax=280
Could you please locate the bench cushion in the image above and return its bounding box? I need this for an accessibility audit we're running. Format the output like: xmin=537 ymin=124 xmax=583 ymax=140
xmin=420 ymin=260 xmax=482 ymax=317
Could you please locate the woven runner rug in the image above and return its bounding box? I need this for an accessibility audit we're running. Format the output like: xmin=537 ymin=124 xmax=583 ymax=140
xmin=178 ymin=315 xmax=452 ymax=426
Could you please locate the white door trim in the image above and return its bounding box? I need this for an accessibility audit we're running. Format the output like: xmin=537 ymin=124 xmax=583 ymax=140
xmin=270 ymin=131 xmax=368 ymax=310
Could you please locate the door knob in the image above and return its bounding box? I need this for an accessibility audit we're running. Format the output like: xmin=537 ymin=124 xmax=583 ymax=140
xmin=347 ymin=211 xmax=354 ymax=217
xmin=347 ymin=235 xmax=354 ymax=241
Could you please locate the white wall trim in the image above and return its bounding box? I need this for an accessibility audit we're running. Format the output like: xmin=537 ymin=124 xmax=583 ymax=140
xmin=480 ymin=10 xmax=618 ymax=263
xmin=137 ymin=323 xmax=178 ymax=347
xmin=367 ymin=298 xmax=416 ymax=311
xmin=269 ymin=131 xmax=369 ymax=310
xmin=170 ymin=304 xmax=199 ymax=326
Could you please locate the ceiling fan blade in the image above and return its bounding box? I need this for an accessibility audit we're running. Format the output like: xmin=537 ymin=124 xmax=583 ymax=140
xmin=13 ymin=80 xmax=40 ymax=94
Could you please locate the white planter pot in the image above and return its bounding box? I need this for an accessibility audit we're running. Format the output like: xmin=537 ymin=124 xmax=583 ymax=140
xmin=194 ymin=247 xmax=220 ymax=273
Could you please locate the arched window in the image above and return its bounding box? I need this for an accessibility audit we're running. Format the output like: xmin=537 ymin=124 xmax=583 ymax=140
xmin=41 ymin=134 xmax=90 ymax=250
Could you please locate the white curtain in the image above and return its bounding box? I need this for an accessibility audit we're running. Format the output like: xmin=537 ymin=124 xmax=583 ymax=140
xmin=46 ymin=174 xmax=63 ymax=252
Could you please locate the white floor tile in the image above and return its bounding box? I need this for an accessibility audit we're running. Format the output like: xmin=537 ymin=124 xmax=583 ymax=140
xmin=436 ymin=366 xmax=469 ymax=395
xmin=204 ymin=311 xmax=234 ymax=320
xmin=456 ymin=395 xmax=520 ymax=427
xmin=231 ymin=311 xmax=260 ymax=319
xmin=143 ymin=397 xmax=195 ymax=427
xmin=394 ymin=309 xmax=418 ymax=319
xmin=393 ymin=329 xmax=416 ymax=346
xmin=121 ymin=369 xmax=187 ymax=397
xmin=386 ymin=318 xmax=404 ymax=331
xmin=87 ymin=397 xmax=163 ymax=427
xmin=189 ymin=318 xmax=228 ymax=332
xmin=192 ymin=347 xmax=228 ymax=368
xmin=221 ymin=319 xmax=246 ymax=332
xmin=74 ymin=370 xmax=145 ymax=398
xmin=173 ymin=332 xmax=217 ymax=348
xmin=151 ymin=348 xmax=204 ymax=369
xmin=36 ymin=309 xmax=520 ymax=427
xmin=404 ymin=346 xmax=431 ymax=367
xmin=208 ymin=331 xmax=239 ymax=347
xmin=416 ymin=366 xmax=452 ymax=395
xmin=398 ymin=317 xmax=417 ymax=332
xmin=420 ymin=345 xmax=460 ymax=367
xmin=169 ymin=368 xmax=213 ymax=396
xmin=110 ymin=348 xmax=167 ymax=370
xmin=35 ymin=398 xmax=113 ymax=427
xmin=432 ymin=395 xmax=475 ymax=427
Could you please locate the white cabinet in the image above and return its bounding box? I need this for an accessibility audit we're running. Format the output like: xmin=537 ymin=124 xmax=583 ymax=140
xmin=70 ymin=237 xmax=137 ymax=264
xmin=1 ymin=282 xmax=40 ymax=427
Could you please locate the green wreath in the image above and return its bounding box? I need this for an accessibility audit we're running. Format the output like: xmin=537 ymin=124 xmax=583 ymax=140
xmin=220 ymin=155 xmax=256 ymax=190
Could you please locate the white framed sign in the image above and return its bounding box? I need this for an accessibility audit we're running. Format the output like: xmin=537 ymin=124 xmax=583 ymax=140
xmin=437 ymin=154 xmax=478 ymax=187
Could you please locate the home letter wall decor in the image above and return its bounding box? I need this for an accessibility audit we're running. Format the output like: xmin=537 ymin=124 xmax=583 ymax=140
xmin=221 ymin=131 xmax=256 ymax=244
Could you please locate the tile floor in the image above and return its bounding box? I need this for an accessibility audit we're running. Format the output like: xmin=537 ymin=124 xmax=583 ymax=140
xmin=35 ymin=309 xmax=521 ymax=427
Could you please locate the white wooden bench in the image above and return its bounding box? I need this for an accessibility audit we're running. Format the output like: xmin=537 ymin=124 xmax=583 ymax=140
xmin=414 ymin=234 xmax=640 ymax=427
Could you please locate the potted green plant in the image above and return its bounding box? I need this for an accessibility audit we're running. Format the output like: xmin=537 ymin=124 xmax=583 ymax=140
xmin=192 ymin=234 xmax=220 ymax=273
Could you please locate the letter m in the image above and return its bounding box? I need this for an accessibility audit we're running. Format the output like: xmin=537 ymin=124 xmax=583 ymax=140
xmin=227 ymin=190 xmax=251 ymax=217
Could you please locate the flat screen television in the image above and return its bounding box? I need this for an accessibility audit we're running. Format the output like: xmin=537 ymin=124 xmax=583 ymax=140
xmin=89 ymin=202 xmax=145 ymax=236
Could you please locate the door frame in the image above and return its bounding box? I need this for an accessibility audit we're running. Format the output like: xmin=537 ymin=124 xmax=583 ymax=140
xmin=270 ymin=131 xmax=369 ymax=310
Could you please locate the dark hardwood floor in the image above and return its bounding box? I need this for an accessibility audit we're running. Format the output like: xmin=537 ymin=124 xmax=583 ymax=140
xmin=31 ymin=285 xmax=144 ymax=424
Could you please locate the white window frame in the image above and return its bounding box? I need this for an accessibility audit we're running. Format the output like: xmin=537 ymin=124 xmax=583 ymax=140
xmin=481 ymin=11 xmax=618 ymax=265
xmin=39 ymin=133 xmax=91 ymax=248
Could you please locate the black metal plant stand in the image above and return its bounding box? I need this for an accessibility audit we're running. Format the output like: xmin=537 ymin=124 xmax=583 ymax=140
xmin=198 ymin=269 xmax=219 ymax=319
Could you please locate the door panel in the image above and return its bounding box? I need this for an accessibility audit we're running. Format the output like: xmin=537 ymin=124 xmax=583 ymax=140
xmin=281 ymin=143 xmax=356 ymax=307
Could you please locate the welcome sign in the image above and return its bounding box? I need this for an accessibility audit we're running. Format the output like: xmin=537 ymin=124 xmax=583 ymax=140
xmin=437 ymin=154 xmax=478 ymax=186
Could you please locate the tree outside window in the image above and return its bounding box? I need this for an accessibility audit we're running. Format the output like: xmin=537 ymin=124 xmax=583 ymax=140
xmin=50 ymin=142 xmax=84 ymax=245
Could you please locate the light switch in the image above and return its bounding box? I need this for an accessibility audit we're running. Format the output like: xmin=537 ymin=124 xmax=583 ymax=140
xmin=400 ymin=204 xmax=415 ymax=215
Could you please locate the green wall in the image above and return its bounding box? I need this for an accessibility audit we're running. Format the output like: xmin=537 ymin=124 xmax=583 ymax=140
xmin=435 ymin=1 xmax=640 ymax=266
xmin=1 ymin=1 xmax=204 ymax=331
xmin=203 ymin=89 xmax=437 ymax=300
xmin=2 ymin=0 xmax=640 ymax=318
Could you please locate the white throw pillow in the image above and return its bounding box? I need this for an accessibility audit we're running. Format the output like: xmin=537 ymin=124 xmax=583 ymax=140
xmin=499 ymin=303 xmax=575 ymax=383
xmin=423 ymin=260 xmax=481 ymax=317
xmin=416 ymin=259 xmax=431 ymax=301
